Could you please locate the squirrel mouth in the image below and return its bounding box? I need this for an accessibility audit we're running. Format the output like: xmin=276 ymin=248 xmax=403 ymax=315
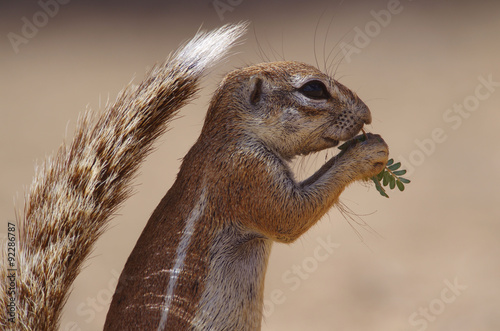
xmin=323 ymin=125 xmax=366 ymax=148
xmin=323 ymin=137 xmax=339 ymax=147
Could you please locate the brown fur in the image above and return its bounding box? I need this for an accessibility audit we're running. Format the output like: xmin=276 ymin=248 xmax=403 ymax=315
xmin=105 ymin=61 xmax=388 ymax=330
xmin=0 ymin=23 xmax=248 ymax=331
xmin=0 ymin=23 xmax=388 ymax=331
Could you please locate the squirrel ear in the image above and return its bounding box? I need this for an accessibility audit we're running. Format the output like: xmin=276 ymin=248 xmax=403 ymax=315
xmin=249 ymin=76 xmax=262 ymax=105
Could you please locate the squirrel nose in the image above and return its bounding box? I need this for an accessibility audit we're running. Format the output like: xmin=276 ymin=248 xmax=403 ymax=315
xmin=357 ymin=99 xmax=372 ymax=125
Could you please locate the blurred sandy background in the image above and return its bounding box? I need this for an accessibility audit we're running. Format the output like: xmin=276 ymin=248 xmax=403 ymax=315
xmin=1 ymin=0 xmax=499 ymax=330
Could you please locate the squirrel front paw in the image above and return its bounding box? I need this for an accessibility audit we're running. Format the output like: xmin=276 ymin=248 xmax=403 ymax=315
xmin=341 ymin=133 xmax=389 ymax=180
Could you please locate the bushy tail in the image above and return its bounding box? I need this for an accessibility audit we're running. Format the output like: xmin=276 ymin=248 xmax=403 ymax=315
xmin=0 ymin=22 xmax=247 ymax=331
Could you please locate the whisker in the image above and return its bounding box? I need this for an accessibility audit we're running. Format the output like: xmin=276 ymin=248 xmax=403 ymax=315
xmin=336 ymin=200 xmax=382 ymax=249
xmin=281 ymin=29 xmax=286 ymax=61
xmin=322 ymin=8 xmax=338 ymax=74
xmin=313 ymin=8 xmax=327 ymax=71
xmin=266 ymin=36 xmax=284 ymax=62
xmin=253 ymin=25 xmax=269 ymax=63
xmin=327 ymin=27 xmax=355 ymax=78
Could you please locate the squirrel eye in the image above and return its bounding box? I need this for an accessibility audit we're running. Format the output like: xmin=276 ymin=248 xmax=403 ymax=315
xmin=299 ymin=80 xmax=330 ymax=100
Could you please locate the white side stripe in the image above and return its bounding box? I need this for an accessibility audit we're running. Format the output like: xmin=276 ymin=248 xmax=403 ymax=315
xmin=157 ymin=188 xmax=207 ymax=331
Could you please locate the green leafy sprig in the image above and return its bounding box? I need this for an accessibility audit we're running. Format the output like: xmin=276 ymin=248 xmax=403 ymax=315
xmin=371 ymin=159 xmax=410 ymax=198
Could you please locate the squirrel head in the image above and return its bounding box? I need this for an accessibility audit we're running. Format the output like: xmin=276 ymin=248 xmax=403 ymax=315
xmin=204 ymin=61 xmax=372 ymax=160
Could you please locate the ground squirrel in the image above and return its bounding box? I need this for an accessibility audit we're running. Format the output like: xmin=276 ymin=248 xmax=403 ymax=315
xmin=0 ymin=22 xmax=388 ymax=330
